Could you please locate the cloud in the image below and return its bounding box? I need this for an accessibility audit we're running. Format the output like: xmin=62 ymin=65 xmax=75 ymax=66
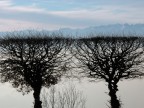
xmin=0 ymin=19 xmax=66 ymax=31
xmin=4 ymin=6 xmax=45 ymax=13
xmin=0 ymin=0 xmax=12 ymax=7
xmin=0 ymin=0 xmax=46 ymax=13
xmin=48 ymin=5 xmax=144 ymax=23
xmin=0 ymin=0 xmax=144 ymax=31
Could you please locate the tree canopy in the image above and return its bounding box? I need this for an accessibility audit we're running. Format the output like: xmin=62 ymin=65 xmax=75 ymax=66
xmin=0 ymin=33 xmax=69 ymax=108
xmin=73 ymin=36 xmax=144 ymax=108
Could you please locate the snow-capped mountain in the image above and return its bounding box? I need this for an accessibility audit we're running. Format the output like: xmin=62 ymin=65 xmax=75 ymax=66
xmin=54 ymin=24 xmax=144 ymax=36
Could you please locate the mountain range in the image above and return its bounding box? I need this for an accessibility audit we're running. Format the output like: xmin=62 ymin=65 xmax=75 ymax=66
xmin=54 ymin=24 xmax=144 ymax=37
xmin=1 ymin=24 xmax=144 ymax=37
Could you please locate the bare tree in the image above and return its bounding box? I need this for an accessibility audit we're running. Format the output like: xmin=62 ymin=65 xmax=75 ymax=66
xmin=0 ymin=32 xmax=69 ymax=108
xmin=74 ymin=36 xmax=144 ymax=108
xmin=41 ymin=83 xmax=86 ymax=108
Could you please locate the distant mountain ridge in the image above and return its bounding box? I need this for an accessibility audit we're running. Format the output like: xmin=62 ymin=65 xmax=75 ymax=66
xmin=1 ymin=24 xmax=144 ymax=37
xmin=55 ymin=24 xmax=144 ymax=36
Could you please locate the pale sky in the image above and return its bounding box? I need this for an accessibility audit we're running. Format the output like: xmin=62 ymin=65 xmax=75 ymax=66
xmin=0 ymin=0 xmax=144 ymax=31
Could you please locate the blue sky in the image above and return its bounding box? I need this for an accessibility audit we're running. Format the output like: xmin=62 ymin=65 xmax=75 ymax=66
xmin=0 ymin=0 xmax=144 ymax=31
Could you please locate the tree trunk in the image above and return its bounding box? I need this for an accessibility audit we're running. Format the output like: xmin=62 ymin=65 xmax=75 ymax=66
xmin=33 ymin=88 xmax=42 ymax=108
xmin=108 ymin=82 xmax=121 ymax=108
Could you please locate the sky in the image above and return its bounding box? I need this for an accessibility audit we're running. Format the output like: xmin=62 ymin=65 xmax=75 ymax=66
xmin=0 ymin=0 xmax=144 ymax=31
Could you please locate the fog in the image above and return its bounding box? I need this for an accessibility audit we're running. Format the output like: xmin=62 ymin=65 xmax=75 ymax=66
xmin=0 ymin=78 xmax=144 ymax=108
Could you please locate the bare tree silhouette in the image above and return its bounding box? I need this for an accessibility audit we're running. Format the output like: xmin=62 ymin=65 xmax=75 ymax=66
xmin=0 ymin=32 xmax=69 ymax=108
xmin=41 ymin=83 xmax=86 ymax=108
xmin=73 ymin=36 xmax=144 ymax=108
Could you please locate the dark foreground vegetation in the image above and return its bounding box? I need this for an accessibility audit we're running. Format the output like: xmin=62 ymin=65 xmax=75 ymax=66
xmin=0 ymin=31 xmax=144 ymax=108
